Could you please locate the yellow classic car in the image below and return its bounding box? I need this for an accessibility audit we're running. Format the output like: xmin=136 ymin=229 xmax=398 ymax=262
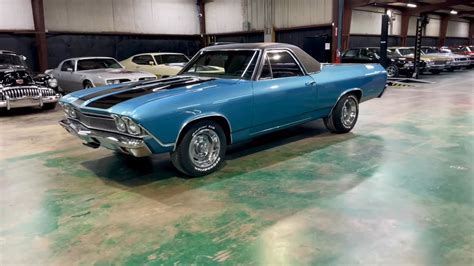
xmin=389 ymin=47 xmax=452 ymax=74
xmin=120 ymin=53 xmax=190 ymax=78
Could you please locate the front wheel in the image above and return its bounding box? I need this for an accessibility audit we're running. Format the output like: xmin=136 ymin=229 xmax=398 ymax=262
xmin=386 ymin=64 xmax=399 ymax=78
xmin=170 ymin=121 xmax=227 ymax=177
xmin=83 ymin=80 xmax=94 ymax=89
xmin=324 ymin=94 xmax=359 ymax=134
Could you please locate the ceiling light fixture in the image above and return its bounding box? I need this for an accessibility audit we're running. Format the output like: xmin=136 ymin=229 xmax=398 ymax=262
xmin=450 ymin=10 xmax=458 ymax=15
xmin=407 ymin=3 xmax=417 ymax=8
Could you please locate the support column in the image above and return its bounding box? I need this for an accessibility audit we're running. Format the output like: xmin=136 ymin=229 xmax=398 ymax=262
xmin=438 ymin=15 xmax=448 ymax=47
xmin=341 ymin=2 xmax=352 ymax=51
xmin=400 ymin=12 xmax=410 ymax=46
xmin=263 ymin=0 xmax=275 ymax=42
xmin=469 ymin=20 xmax=474 ymax=45
xmin=197 ymin=0 xmax=207 ymax=47
xmin=31 ymin=0 xmax=48 ymax=72
xmin=331 ymin=0 xmax=343 ymax=63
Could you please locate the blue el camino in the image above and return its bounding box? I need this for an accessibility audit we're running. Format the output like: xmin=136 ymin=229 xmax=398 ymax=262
xmin=59 ymin=43 xmax=387 ymax=176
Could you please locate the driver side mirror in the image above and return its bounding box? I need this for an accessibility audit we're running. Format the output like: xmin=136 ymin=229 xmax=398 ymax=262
xmin=148 ymin=61 xmax=155 ymax=66
xmin=66 ymin=67 xmax=73 ymax=72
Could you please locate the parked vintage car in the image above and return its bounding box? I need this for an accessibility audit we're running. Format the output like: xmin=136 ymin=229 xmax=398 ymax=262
xmin=0 ymin=50 xmax=59 ymax=90
xmin=388 ymin=47 xmax=451 ymax=74
xmin=421 ymin=46 xmax=470 ymax=71
xmin=449 ymin=45 xmax=474 ymax=68
xmin=47 ymin=57 xmax=156 ymax=93
xmin=0 ymin=51 xmax=60 ymax=110
xmin=120 ymin=53 xmax=190 ymax=78
xmin=341 ymin=47 xmax=416 ymax=78
xmin=59 ymin=43 xmax=387 ymax=176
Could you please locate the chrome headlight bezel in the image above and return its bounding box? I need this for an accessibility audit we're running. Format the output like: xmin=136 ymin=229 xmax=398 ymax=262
xmin=107 ymin=79 xmax=122 ymax=85
xmin=63 ymin=104 xmax=77 ymax=118
xmin=112 ymin=115 xmax=127 ymax=133
xmin=47 ymin=78 xmax=58 ymax=88
xmin=122 ymin=117 xmax=142 ymax=136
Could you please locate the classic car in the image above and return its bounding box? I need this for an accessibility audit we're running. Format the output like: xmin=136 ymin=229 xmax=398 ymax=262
xmin=47 ymin=57 xmax=156 ymax=93
xmin=120 ymin=53 xmax=190 ymax=78
xmin=0 ymin=50 xmax=59 ymax=90
xmin=450 ymin=45 xmax=474 ymax=68
xmin=341 ymin=47 xmax=416 ymax=78
xmin=0 ymin=54 xmax=60 ymax=111
xmin=389 ymin=47 xmax=451 ymax=74
xmin=59 ymin=43 xmax=387 ymax=176
xmin=421 ymin=46 xmax=470 ymax=71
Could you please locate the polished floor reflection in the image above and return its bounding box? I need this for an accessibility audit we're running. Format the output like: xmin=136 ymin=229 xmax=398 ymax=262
xmin=1 ymin=70 xmax=473 ymax=265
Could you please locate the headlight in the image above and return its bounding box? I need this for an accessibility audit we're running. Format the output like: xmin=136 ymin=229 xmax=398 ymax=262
xmin=63 ymin=104 xmax=77 ymax=118
xmin=123 ymin=117 xmax=141 ymax=135
xmin=112 ymin=115 xmax=127 ymax=132
xmin=107 ymin=79 xmax=122 ymax=85
xmin=446 ymin=60 xmax=452 ymax=65
xmin=47 ymin=78 xmax=58 ymax=88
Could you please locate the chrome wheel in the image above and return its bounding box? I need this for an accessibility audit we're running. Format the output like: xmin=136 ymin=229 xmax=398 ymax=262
xmin=386 ymin=65 xmax=397 ymax=77
xmin=188 ymin=128 xmax=221 ymax=169
xmin=341 ymin=97 xmax=357 ymax=127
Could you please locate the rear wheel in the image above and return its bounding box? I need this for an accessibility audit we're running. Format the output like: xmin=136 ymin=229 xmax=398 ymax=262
xmin=386 ymin=64 xmax=399 ymax=78
xmin=170 ymin=121 xmax=226 ymax=177
xmin=83 ymin=80 xmax=94 ymax=89
xmin=324 ymin=94 xmax=359 ymax=134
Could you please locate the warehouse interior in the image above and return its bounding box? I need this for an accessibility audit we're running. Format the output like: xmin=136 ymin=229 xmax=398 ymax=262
xmin=1 ymin=0 xmax=473 ymax=265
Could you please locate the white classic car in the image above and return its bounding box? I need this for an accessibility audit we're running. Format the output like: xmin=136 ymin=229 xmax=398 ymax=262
xmin=120 ymin=53 xmax=190 ymax=78
xmin=47 ymin=57 xmax=156 ymax=93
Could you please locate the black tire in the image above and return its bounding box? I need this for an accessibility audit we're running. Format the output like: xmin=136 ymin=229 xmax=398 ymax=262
xmin=430 ymin=69 xmax=441 ymax=74
xmin=42 ymin=102 xmax=57 ymax=110
xmin=324 ymin=94 xmax=359 ymax=134
xmin=386 ymin=64 xmax=399 ymax=78
xmin=447 ymin=67 xmax=455 ymax=72
xmin=170 ymin=121 xmax=227 ymax=177
xmin=83 ymin=80 xmax=94 ymax=89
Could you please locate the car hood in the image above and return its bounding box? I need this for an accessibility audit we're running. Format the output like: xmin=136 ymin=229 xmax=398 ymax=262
xmin=61 ymin=75 xmax=238 ymax=114
xmin=78 ymin=68 xmax=154 ymax=79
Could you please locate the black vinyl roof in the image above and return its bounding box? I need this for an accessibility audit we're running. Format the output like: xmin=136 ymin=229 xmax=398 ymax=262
xmin=202 ymin=42 xmax=321 ymax=73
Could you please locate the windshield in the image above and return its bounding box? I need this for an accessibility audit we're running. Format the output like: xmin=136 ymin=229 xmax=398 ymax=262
xmin=158 ymin=54 xmax=189 ymax=64
xmin=0 ymin=54 xmax=27 ymax=67
xmin=368 ymin=48 xmax=394 ymax=57
xmin=180 ymin=50 xmax=258 ymax=79
xmin=396 ymin=48 xmax=415 ymax=56
xmin=77 ymin=58 xmax=123 ymax=71
xmin=422 ymin=48 xmax=439 ymax=54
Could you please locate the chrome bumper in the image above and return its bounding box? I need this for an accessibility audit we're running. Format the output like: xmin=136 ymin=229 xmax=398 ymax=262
xmin=59 ymin=119 xmax=152 ymax=157
xmin=0 ymin=95 xmax=60 ymax=110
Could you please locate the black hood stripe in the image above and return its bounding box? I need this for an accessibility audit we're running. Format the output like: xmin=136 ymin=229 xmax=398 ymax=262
xmin=79 ymin=76 xmax=193 ymax=101
xmin=84 ymin=76 xmax=214 ymax=109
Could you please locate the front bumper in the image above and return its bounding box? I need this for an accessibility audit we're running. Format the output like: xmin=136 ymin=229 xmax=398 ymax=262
xmin=425 ymin=64 xmax=446 ymax=70
xmin=0 ymin=95 xmax=60 ymax=110
xmin=59 ymin=118 xmax=152 ymax=157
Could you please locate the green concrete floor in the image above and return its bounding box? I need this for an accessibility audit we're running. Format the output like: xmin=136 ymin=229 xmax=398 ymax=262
xmin=1 ymin=70 xmax=473 ymax=265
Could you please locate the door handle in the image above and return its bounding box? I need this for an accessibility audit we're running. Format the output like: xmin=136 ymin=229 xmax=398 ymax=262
xmin=305 ymin=81 xmax=316 ymax=86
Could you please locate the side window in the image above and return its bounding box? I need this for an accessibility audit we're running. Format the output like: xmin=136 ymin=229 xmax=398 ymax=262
xmin=132 ymin=55 xmax=154 ymax=65
xmin=344 ymin=49 xmax=359 ymax=57
xmin=60 ymin=60 xmax=74 ymax=71
xmin=259 ymin=57 xmax=272 ymax=80
xmin=262 ymin=51 xmax=304 ymax=79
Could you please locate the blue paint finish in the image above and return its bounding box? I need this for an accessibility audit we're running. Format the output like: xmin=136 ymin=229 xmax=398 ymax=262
xmin=60 ymin=44 xmax=387 ymax=155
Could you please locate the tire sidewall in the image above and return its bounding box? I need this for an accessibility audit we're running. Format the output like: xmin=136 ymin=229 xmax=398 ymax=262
xmin=177 ymin=122 xmax=226 ymax=176
xmin=386 ymin=64 xmax=399 ymax=78
xmin=331 ymin=94 xmax=359 ymax=133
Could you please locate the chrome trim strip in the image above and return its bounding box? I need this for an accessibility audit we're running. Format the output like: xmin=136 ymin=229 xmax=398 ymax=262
xmin=67 ymin=117 xmax=145 ymax=139
xmin=140 ymin=127 xmax=175 ymax=148
xmin=255 ymin=48 xmax=308 ymax=80
xmin=240 ymin=50 xmax=259 ymax=79
xmin=250 ymin=117 xmax=313 ymax=136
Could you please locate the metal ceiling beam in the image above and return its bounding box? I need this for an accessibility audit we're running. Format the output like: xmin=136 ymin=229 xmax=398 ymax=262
xmin=407 ymin=0 xmax=473 ymax=15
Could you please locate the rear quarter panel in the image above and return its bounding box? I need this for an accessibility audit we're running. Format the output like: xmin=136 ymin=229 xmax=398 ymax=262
xmin=311 ymin=63 xmax=386 ymax=113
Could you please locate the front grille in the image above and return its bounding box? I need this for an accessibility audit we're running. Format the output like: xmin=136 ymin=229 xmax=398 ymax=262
xmin=1 ymin=87 xmax=57 ymax=100
xmin=3 ymin=87 xmax=40 ymax=99
xmin=455 ymin=58 xmax=468 ymax=61
xmin=74 ymin=111 xmax=117 ymax=132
